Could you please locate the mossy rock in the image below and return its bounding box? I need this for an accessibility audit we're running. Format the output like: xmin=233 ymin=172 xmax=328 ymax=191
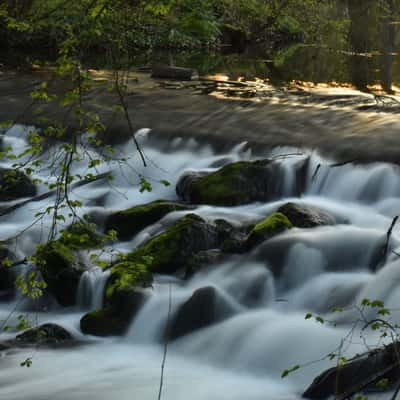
xmin=81 ymin=288 xmax=150 ymax=337
xmin=176 ymin=160 xmax=284 ymax=206
xmin=124 ymin=214 xmax=223 ymax=274
xmin=36 ymin=241 xmax=84 ymax=307
xmin=245 ymin=212 xmax=293 ymax=249
xmin=0 ymin=167 xmax=36 ymax=201
xmin=104 ymin=200 xmax=192 ymax=241
xmin=104 ymin=214 xmax=226 ymax=310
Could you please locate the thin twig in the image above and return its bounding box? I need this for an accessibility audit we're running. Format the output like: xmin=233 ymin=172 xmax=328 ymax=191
xmin=158 ymin=284 xmax=172 ymax=400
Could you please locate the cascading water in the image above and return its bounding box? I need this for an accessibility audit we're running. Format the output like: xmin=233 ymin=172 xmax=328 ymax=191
xmin=0 ymin=125 xmax=400 ymax=400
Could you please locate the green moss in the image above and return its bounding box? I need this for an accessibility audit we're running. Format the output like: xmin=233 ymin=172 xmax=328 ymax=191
xmin=35 ymin=240 xmax=75 ymax=274
xmin=126 ymin=213 xmax=203 ymax=272
xmin=246 ymin=212 xmax=293 ymax=249
xmin=252 ymin=212 xmax=293 ymax=234
xmin=105 ymin=214 xmax=206 ymax=303
xmin=59 ymin=222 xmax=103 ymax=250
xmin=106 ymin=260 xmax=153 ymax=299
xmin=187 ymin=160 xmax=270 ymax=206
xmin=105 ymin=200 xmax=191 ymax=240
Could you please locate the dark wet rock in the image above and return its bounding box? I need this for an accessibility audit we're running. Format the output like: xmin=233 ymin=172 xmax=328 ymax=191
xmin=245 ymin=212 xmax=293 ymax=249
xmin=176 ymin=160 xmax=286 ymax=206
xmin=0 ymin=167 xmax=36 ymax=201
xmin=303 ymin=341 xmax=400 ymax=399
xmin=184 ymin=249 xmax=228 ymax=278
xmin=0 ymin=244 xmax=14 ymax=299
xmin=80 ymin=288 xmax=150 ymax=337
xmin=169 ymin=286 xmax=237 ymax=340
xmin=16 ymin=323 xmax=73 ymax=346
xmin=278 ymin=202 xmax=336 ymax=228
xmin=36 ymin=241 xmax=85 ymax=307
xmin=105 ymin=200 xmax=192 ymax=241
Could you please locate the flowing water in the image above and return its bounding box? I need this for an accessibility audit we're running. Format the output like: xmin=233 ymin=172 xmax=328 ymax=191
xmin=0 ymin=125 xmax=400 ymax=400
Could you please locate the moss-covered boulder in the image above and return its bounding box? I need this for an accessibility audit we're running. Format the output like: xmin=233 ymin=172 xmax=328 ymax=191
xmin=0 ymin=167 xmax=36 ymax=201
xmin=176 ymin=160 xmax=284 ymax=206
xmin=121 ymin=214 xmax=228 ymax=276
xmin=35 ymin=241 xmax=85 ymax=307
xmin=278 ymin=202 xmax=335 ymax=228
xmin=80 ymin=288 xmax=150 ymax=336
xmin=104 ymin=200 xmax=192 ymax=241
xmin=245 ymin=212 xmax=293 ymax=249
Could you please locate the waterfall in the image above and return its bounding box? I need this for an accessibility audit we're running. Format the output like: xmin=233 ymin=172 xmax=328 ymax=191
xmin=1 ymin=125 xmax=400 ymax=400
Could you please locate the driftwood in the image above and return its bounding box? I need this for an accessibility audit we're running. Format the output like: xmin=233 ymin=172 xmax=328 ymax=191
xmin=303 ymin=341 xmax=400 ymax=400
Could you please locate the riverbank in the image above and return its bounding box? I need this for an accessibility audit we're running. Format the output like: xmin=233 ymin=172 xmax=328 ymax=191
xmin=1 ymin=68 xmax=400 ymax=164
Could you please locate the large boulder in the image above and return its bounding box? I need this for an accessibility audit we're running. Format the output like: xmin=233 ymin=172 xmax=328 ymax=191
xmin=16 ymin=323 xmax=73 ymax=346
xmin=35 ymin=241 xmax=85 ymax=307
xmin=119 ymin=214 xmax=230 ymax=276
xmin=245 ymin=212 xmax=293 ymax=249
xmin=0 ymin=167 xmax=36 ymax=201
xmin=176 ymin=160 xmax=285 ymax=206
xmin=104 ymin=200 xmax=192 ymax=241
xmin=303 ymin=342 xmax=400 ymax=399
xmin=169 ymin=286 xmax=237 ymax=340
xmin=278 ymin=202 xmax=335 ymax=228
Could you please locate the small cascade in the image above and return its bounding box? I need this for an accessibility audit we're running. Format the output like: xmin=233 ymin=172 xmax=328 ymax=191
xmin=76 ymin=268 xmax=110 ymax=310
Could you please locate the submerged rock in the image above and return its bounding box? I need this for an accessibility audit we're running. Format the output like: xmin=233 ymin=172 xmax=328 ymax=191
xmin=176 ymin=160 xmax=285 ymax=206
xmin=169 ymin=286 xmax=237 ymax=340
xmin=303 ymin=341 xmax=400 ymax=399
xmin=16 ymin=323 xmax=73 ymax=346
xmin=104 ymin=200 xmax=192 ymax=241
xmin=0 ymin=167 xmax=36 ymax=201
xmin=278 ymin=202 xmax=335 ymax=228
xmin=36 ymin=241 xmax=85 ymax=307
xmin=245 ymin=212 xmax=293 ymax=249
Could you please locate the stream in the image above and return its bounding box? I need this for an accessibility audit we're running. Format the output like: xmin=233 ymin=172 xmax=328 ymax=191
xmin=0 ymin=124 xmax=400 ymax=400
